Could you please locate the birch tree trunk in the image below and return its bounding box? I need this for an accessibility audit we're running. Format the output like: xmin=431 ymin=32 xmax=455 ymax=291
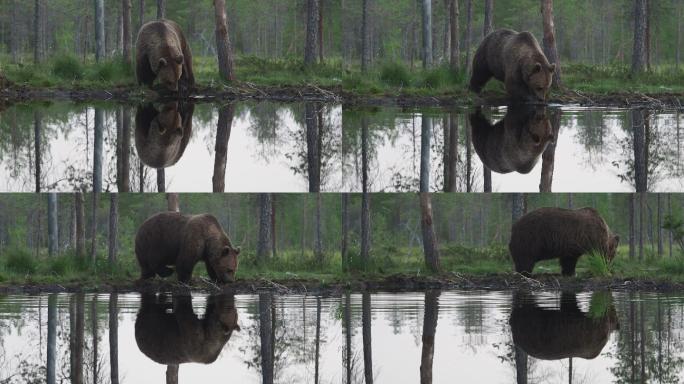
xmin=541 ymin=0 xmax=562 ymax=86
xmin=214 ymin=0 xmax=236 ymax=81
xmin=47 ymin=193 xmax=58 ymax=257
xmin=449 ymin=0 xmax=460 ymax=70
xmin=109 ymin=293 xmax=119 ymax=384
xmin=361 ymin=117 xmax=371 ymax=266
xmin=94 ymin=0 xmax=105 ymax=62
xmin=108 ymin=194 xmax=118 ymax=264
xmin=75 ymin=192 xmax=86 ymax=258
xmin=422 ymin=0 xmax=433 ymax=68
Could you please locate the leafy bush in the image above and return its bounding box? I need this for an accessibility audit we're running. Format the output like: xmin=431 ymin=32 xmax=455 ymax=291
xmin=52 ymin=55 xmax=84 ymax=80
xmin=586 ymin=251 xmax=612 ymax=277
xmin=588 ymin=291 xmax=613 ymax=319
xmin=5 ymin=248 xmax=38 ymax=274
xmin=379 ymin=62 xmax=411 ymax=87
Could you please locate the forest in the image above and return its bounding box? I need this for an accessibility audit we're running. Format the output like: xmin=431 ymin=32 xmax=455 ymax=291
xmin=0 ymin=0 xmax=682 ymax=99
xmin=0 ymin=192 xmax=683 ymax=286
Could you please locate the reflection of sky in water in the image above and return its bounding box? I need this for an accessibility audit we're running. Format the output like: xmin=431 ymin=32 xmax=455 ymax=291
xmin=2 ymin=291 xmax=683 ymax=383
xmin=0 ymin=103 xmax=682 ymax=192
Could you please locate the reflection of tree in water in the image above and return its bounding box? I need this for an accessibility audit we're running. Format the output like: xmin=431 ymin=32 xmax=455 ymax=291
xmin=570 ymin=109 xmax=616 ymax=170
xmin=245 ymin=102 xmax=287 ymax=161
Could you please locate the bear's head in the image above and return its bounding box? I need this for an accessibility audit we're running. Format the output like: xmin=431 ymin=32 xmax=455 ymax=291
xmin=606 ymin=234 xmax=620 ymax=263
xmin=209 ymin=245 xmax=241 ymax=284
xmin=156 ymin=54 xmax=184 ymax=92
xmin=525 ymin=62 xmax=555 ymax=102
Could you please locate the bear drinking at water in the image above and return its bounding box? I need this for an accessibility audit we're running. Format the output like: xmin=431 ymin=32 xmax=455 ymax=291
xmin=136 ymin=19 xmax=195 ymax=92
xmin=135 ymin=102 xmax=194 ymax=169
xmin=509 ymin=207 xmax=619 ymax=276
xmin=469 ymin=29 xmax=555 ymax=102
xmin=135 ymin=212 xmax=240 ymax=283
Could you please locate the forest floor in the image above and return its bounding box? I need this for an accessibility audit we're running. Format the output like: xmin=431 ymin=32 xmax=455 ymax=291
xmin=1 ymin=57 xmax=683 ymax=108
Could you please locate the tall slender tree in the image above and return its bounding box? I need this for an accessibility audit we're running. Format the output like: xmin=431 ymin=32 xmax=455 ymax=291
xmin=34 ymin=112 xmax=42 ymax=192
xmin=362 ymin=292 xmax=373 ymax=384
xmin=541 ymin=0 xmax=561 ymax=86
xmin=361 ymin=0 xmax=371 ymax=72
xmin=341 ymin=194 xmax=350 ymax=270
xmin=420 ymin=116 xmax=440 ymax=272
xmin=47 ymin=193 xmax=58 ymax=257
xmin=464 ymin=0 xmax=473 ymax=73
xmin=422 ymin=0 xmax=433 ymax=68
xmin=629 ymin=194 xmax=636 ymax=259
xmin=109 ymin=293 xmax=119 ymax=384
xmin=108 ymin=194 xmax=118 ymax=265
xmin=420 ymin=291 xmax=440 ymax=384
xmin=47 ymin=295 xmax=57 ymax=384
xmin=156 ymin=0 xmax=165 ymax=19
xmin=448 ymin=0 xmax=460 ymax=70
xmin=257 ymin=194 xmax=272 ymax=264
xmin=632 ymin=0 xmax=647 ymax=73
xmin=315 ymin=193 xmax=323 ymax=264
xmin=483 ymin=0 xmax=493 ymax=36
xmin=305 ymin=0 xmax=319 ymax=66
xmin=34 ymin=0 xmax=45 ymax=63
xmin=214 ymin=0 xmax=236 ymax=81
xmin=213 ymin=104 xmax=235 ymax=191
xmin=259 ymin=293 xmax=274 ymax=384
xmin=361 ymin=117 xmax=371 ymax=267
xmin=94 ymin=0 xmax=105 ymax=61
xmin=166 ymin=193 xmax=179 ymax=212
xmin=122 ymin=0 xmax=132 ymax=64
xmin=75 ymin=192 xmax=86 ymax=258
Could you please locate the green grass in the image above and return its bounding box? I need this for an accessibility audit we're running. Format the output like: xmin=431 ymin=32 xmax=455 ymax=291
xmin=1 ymin=243 xmax=683 ymax=287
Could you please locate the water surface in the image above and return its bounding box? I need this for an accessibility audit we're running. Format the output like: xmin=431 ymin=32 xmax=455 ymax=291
xmin=1 ymin=290 xmax=683 ymax=383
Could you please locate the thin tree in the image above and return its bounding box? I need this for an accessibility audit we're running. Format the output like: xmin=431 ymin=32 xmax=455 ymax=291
xmin=657 ymin=194 xmax=663 ymax=257
xmin=341 ymin=194 xmax=350 ymax=270
xmin=420 ymin=116 xmax=440 ymax=272
xmin=631 ymin=0 xmax=647 ymax=73
xmin=304 ymin=0 xmax=319 ymax=66
xmin=483 ymin=0 xmax=493 ymax=36
xmin=138 ymin=0 xmax=145 ymax=31
xmin=116 ymin=107 xmax=131 ymax=192
xmin=94 ymin=109 xmax=104 ymax=193
xmin=629 ymin=194 xmax=636 ymax=259
xmin=94 ymin=0 xmax=105 ymax=61
xmin=539 ymin=109 xmax=561 ymax=191
xmin=639 ymin=192 xmax=646 ymax=260
xmin=10 ymin=0 xmax=18 ymax=63
xmin=157 ymin=169 xmax=165 ymax=192
xmin=34 ymin=0 xmax=45 ymax=64
xmin=47 ymin=295 xmax=56 ymax=384
xmin=306 ymin=104 xmax=321 ymax=192
xmin=420 ymin=291 xmax=440 ymax=384
xmin=166 ymin=193 xmax=179 ymax=212
xmin=257 ymin=194 xmax=272 ymax=264
xmin=449 ymin=0 xmax=460 ymax=70
xmin=361 ymin=0 xmax=371 ymax=72
xmin=464 ymin=0 xmax=473 ymax=73
xmin=361 ymin=117 xmax=371 ymax=267
xmin=109 ymin=293 xmax=119 ymax=384
xmin=122 ymin=0 xmax=132 ymax=64
xmin=362 ymin=292 xmax=373 ymax=384
xmin=156 ymin=0 xmax=165 ymax=19
xmin=512 ymin=193 xmax=526 ymax=222
xmin=34 ymin=112 xmax=42 ymax=192
xmin=422 ymin=0 xmax=433 ymax=68
xmin=91 ymin=296 xmax=98 ymax=382
xmin=108 ymin=194 xmax=118 ymax=265
xmin=315 ymin=297 xmax=322 ymax=384
xmin=318 ymin=0 xmax=324 ymax=64
xmin=633 ymin=109 xmax=647 ymax=192
xmin=212 ymin=104 xmax=235 ymax=191
xmin=75 ymin=192 xmax=86 ymax=258
xmin=47 ymin=193 xmax=58 ymax=257
xmin=259 ymin=293 xmax=274 ymax=384
xmin=214 ymin=0 xmax=236 ymax=81
xmin=444 ymin=113 xmax=458 ymax=192
xmin=90 ymin=193 xmax=99 ymax=263
xmin=541 ymin=0 xmax=561 ymax=86
xmin=271 ymin=196 xmax=277 ymax=258
xmin=315 ymin=193 xmax=323 ymax=265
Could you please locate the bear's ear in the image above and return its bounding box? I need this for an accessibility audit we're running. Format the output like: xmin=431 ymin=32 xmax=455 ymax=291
xmin=532 ymin=63 xmax=542 ymax=73
xmin=549 ymin=63 xmax=556 ymax=73
xmin=158 ymin=58 xmax=167 ymax=67
xmin=175 ymin=55 xmax=184 ymax=64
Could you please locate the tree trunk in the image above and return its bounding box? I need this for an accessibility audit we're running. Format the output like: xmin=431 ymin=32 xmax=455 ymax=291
xmin=422 ymin=0 xmax=433 ymax=68
xmin=541 ymin=0 xmax=562 ymax=86
xmin=657 ymin=194 xmax=663 ymax=257
xmin=166 ymin=193 xmax=179 ymax=212
xmin=449 ymin=0 xmax=460 ymax=70
xmin=214 ymin=0 xmax=235 ymax=81
xmin=108 ymin=194 xmax=118 ymax=264
xmin=362 ymin=292 xmax=373 ymax=384
xmin=212 ymin=104 xmax=235 ymax=191
xmin=91 ymin=297 xmax=98 ymax=382
xmin=361 ymin=0 xmax=371 ymax=72
xmin=271 ymin=195 xmax=277 ymax=258
xmin=420 ymin=290 xmax=439 ymax=384
xmin=515 ymin=345 xmax=528 ymax=384
xmin=259 ymin=293 xmax=274 ymax=384
xmin=257 ymin=194 xmax=272 ymax=263
xmin=361 ymin=117 xmax=371 ymax=267
xmin=445 ymin=113 xmax=458 ymax=192
xmin=90 ymin=192 xmax=99 ymax=263
xmin=122 ymin=0 xmax=132 ymax=64
xmin=157 ymin=168 xmax=165 ymax=192
xmin=318 ymin=0 xmax=324 ymax=64
xmin=156 ymin=0 xmax=165 ymax=19
xmin=420 ymin=193 xmax=440 ymax=272
xmin=631 ymin=0 xmax=647 ymax=73
xmin=48 ymin=193 xmax=58 ymax=257
xmin=138 ymin=0 xmax=145 ymax=31
xmin=306 ymin=103 xmax=321 ymax=192
xmin=668 ymin=194 xmax=673 ymax=257
xmin=34 ymin=111 xmax=42 ymax=192
xmin=70 ymin=294 xmax=85 ymax=384
xmin=109 ymin=293 xmax=119 ymax=384
xmin=47 ymin=294 xmax=56 ymax=384
xmin=10 ymin=0 xmax=18 ymax=63
xmin=629 ymin=194 xmax=636 ymax=259
xmin=511 ymin=193 xmax=526 ymax=222
xmin=94 ymin=0 xmax=105 ymax=62
xmin=304 ymin=0 xmax=319 ymax=66
xmin=539 ymin=109 xmax=561 ymax=192
xmin=420 ymin=115 xmax=431 ymax=192
xmin=116 ymin=107 xmax=131 ymax=192
xmin=315 ymin=193 xmax=323 ymax=264
xmin=315 ymin=297 xmax=321 ymax=384
xmin=483 ymin=168 xmax=491 ymax=192
xmin=464 ymin=0 xmax=472 ymax=73
xmin=632 ymin=109 xmax=647 ymax=192
xmin=94 ymin=109 xmax=104 ymax=192
xmin=639 ymin=192 xmax=646 ymax=260
xmin=344 ymin=293 xmax=352 ymax=384
xmin=483 ymin=0 xmax=493 ymax=36
xmin=341 ymin=193 xmax=350 ymax=270
xmin=166 ymin=365 xmax=178 ymax=384
xmin=75 ymin=192 xmax=86 ymax=258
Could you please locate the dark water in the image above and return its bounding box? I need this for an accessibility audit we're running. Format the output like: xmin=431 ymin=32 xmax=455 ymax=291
xmin=1 ymin=290 xmax=683 ymax=383
xmin=0 ymin=101 xmax=682 ymax=192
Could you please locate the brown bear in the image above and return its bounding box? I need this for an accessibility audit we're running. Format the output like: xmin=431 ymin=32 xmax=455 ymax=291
xmin=470 ymin=105 xmax=554 ymax=174
xmin=509 ymin=207 xmax=619 ymax=276
xmin=509 ymin=291 xmax=619 ymax=360
xmin=134 ymin=101 xmax=194 ymax=168
xmin=135 ymin=212 xmax=240 ymax=283
xmin=135 ymin=293 xmax=240 ymax=366
xmin=469 ymin=29 xmax=555 ymax=102
xmin=135 ymin=19 xmax=195 ymax=92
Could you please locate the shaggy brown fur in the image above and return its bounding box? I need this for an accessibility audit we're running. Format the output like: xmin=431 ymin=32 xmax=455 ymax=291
xmin=509 ymin=292 xmax=619 ymax=360
xmin=135 ymin=19 xmax=195 ymax=92
xmin=135 ymin=212 xmax=240 ymax=283
xmin=469 ymin=29 xmax=555 ymax=102
xmin=470 ymin=106 xmax=554 ymax=174
xmin=135 ymin=293 xmax=240 ymax=365
xmin=134 ymin=102 xmax=194 ymax=168
xmin=509 ymin=207 xmax=619 ymax=276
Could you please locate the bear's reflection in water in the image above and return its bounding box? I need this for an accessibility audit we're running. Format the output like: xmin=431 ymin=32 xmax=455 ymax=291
xmin=135 ymin=293 xmax=240 ymax=367
xmin=509 ymin=292 xmax=619 ymax=360
xmin=470 ymin=106 xmax=554 ymax=174
xmin=135 ymin=102 xmax=194 ymax=169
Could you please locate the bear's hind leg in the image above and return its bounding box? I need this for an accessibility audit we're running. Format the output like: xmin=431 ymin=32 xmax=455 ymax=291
xmin=560 ymin=256 xmax=579 ymax=277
